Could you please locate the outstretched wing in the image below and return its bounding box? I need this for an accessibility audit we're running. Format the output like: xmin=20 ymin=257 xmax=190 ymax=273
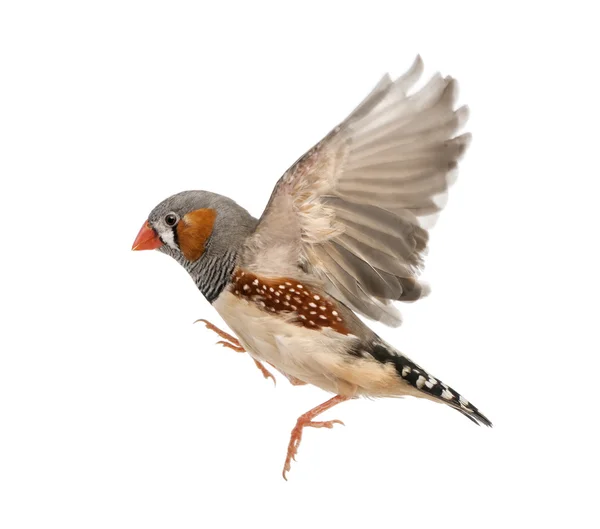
xmin=241 ymin=56 xmax=470 ymax=327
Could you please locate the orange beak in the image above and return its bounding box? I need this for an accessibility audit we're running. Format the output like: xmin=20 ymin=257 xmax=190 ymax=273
xmin=131 ymin=221 xmax=162 ymax=251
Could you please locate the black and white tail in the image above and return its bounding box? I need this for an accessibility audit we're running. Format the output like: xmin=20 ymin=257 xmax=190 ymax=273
xmin=361 ymin=341 xmax=492 ymax=427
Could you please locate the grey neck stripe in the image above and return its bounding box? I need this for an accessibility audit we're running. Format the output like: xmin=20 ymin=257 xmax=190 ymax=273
xmin=187 ymin=249 xmax=237 ymax=303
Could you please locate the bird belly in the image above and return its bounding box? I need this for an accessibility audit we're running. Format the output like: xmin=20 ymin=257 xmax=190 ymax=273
xmin=212 ymin=290 xmax=402 ymax=396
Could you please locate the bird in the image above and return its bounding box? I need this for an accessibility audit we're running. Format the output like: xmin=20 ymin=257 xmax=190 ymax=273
xmin=131 ymin=56 xmax=492 ymax=480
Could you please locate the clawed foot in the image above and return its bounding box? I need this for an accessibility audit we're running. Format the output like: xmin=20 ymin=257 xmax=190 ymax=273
xmin=216 ymin=340 xmax=245 ymax=353
xmin=283 ymin=419 xmax=344 ymax=480
xmin=287 ymin=375 xmax=308 ymax=386
xmin=195 ymin=318 xmax=240 ymax=345
xmin=282 ymin=395 xmax=349 ymax=480
xmin=251 ymin=359 xmax=277 ymax=385
xmin=195 ymin=318 xmax=276 ymax=385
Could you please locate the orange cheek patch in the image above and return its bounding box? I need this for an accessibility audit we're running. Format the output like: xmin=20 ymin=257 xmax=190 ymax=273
xmin=177 ymin=208 xmax=217 ymax=262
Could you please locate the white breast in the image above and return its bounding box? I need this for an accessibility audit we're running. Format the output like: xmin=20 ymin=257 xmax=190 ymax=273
xmin=212 ymin=290 xmax=361 ymax=394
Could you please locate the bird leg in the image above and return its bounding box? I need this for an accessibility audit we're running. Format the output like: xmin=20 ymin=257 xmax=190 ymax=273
xmin=194 ymin=319 xmax=276 ymax=385
xmin=286 ymin=375 xmax=308 ymax=386
xmin=195 ymin=318 xmax=240 ymax=345
xmin=249 ymin=359 xmax=277 ymax=383
xmin=282 ymin=395 xmax=349 ymax=480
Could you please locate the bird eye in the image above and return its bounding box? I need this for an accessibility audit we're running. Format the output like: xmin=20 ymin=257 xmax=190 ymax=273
xmin=164 ymin=213 xmax=178 ymax=227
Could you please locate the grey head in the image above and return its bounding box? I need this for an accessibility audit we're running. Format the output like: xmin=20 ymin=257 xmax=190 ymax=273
xmin=133 ymin=190 xmax=257 ymax=302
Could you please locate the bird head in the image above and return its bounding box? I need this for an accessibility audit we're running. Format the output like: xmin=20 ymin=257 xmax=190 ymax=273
xmin=132 ymin=190 xmax=257 ymax=284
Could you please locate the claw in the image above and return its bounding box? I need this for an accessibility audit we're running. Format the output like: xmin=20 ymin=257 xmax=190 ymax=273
xmin=287 ymin=375 xmax=307 ymax=386
xmin=216 ymin=340 xmax=245 ymax=353
xmin=282 ymin=395 xmax=349 ymax=480
xmin=194 ymin=318 xmax=240 ymax=345
xmin=308 ymin=419 xmax=345 ymax=429
xmin=253 ymin=359 xmax=276 ymax=386
xmin=194 ymin=318 xmax=276 ymax=386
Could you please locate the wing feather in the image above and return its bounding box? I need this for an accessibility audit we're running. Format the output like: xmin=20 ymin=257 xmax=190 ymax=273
xmin=241 ymin=56 xmax=470 ymax=326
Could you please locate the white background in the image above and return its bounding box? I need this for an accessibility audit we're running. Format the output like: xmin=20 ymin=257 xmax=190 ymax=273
xmin=1 ymin=1 xmax=599 ymax=528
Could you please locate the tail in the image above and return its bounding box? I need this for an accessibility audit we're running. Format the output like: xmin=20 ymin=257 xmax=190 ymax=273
xmin=367 ymin=342 xmax=492 ymax=427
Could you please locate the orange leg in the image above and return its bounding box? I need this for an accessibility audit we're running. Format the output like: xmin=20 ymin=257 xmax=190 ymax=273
xmin=286 ymin=375 xmax=307 ymax=386
xmin=195 ymin=319 xmax=276 ymax=385
xmin=195 ymin=318 xmax=240 ymax=345
xmin=282 ymin=395 xmax=349 ymax=480
xmin=251 ymin=359 xmax=277 ymax=382
xmin=215 ymin=340 xmax=245 ymax=353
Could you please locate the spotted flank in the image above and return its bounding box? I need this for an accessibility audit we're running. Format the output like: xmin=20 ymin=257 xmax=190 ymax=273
xmin=348 ymin=341 xmax=492 ymax=427
xmin=231 ymin=269 xmax=350 ymax=335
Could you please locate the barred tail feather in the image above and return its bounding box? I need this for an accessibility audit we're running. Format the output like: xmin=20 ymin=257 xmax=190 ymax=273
xmin=365 ymin=341 xmax=492 ymax=427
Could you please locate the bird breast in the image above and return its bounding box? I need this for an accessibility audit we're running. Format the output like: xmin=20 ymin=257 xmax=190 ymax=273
xmin=212 ymin=270 xmax=403 ymax=397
